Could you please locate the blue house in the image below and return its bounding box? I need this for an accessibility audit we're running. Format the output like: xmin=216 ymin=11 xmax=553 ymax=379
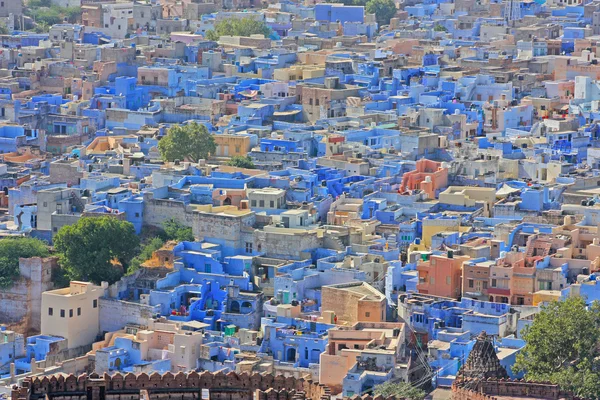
xmin=259 ymin=316 xmax=333 ymax=368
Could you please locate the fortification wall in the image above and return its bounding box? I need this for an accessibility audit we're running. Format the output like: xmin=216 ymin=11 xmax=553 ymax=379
xmin=451 ymin=378 xmax=583 ymax=400
xmin=13 ymin=371 xmax=333 ymax=400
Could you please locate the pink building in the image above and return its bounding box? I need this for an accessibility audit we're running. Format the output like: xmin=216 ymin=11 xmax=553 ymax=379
xmin=417 ymin=252 xmax=469 ymax=299
xmin=400 ymin=159 xmax=448 ymax=200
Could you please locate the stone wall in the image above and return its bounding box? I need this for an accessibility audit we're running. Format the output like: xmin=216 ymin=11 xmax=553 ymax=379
xmin=451 ymin=378 xmax=583 ymax=400
xmin=14 ymin=371 xmax=333 ymax=400
xmin=0 ymin=257 xmax=57 ymax=334
xmin=99 ymin=298 xmax=161 ymax=333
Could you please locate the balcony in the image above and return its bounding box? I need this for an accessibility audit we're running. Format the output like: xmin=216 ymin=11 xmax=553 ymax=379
xmin=487 ymin=287 xmax=510 ymax=296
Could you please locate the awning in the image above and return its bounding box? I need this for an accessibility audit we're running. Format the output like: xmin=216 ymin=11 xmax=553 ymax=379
xmin=496 ymin=184 xmax=521 ymax=198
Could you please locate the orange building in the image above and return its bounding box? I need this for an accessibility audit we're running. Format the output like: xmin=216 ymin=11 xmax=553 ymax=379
xmin=400 ymin=159 xmax=448 ymax=199
xmin=417 ymin=252 xmax=470 ymax=299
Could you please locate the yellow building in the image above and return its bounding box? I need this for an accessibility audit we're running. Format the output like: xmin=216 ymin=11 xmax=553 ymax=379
xmin=438 ymin=186 xmax=497 ymax=216
xmin=420 ymin=216 xmax=461 ymax=248
xmin=41 ymin=281 xmax=107 ymax=349
xmin=532 ymin=290 xmax=562 ymax=306
xmin=213 ymin=134 xmax=252 ymax=157
xmin=273 ymin=65 xmax=325 ymax=82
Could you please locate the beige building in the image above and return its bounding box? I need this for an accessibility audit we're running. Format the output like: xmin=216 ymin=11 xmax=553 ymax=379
xmin=321 ymin=282 xmax=386 ymax=325
xmin=213 ymin=134 xmax=252 ymax=158
xmin=247 ymin=188 xmax=286 ymax=210
xmin=41 ymin=281 xmax=107 ymax=349
xmin=438 ymin=186 xmax=497 ymax=216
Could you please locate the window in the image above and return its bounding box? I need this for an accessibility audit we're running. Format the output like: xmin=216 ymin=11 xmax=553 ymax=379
xmin=491 ymin=279 xmax=497 ymax=287
xmin=309 ymin=98 xmax=313 ymax=105
xmin=365 ymin=312 xmax=370 ymax=317
xmin=93 ymin=299 xmax=98 ymax=308
xmin=512 ymin=296 xmax=525 ymax=306
xmin=468 ymin=279 xmax=474 ymax=288
xmin=270 ymin=200 xmax=274 ymax=208
xmin=316 ymin=99 xmax=320 ymax=106
xmin=135 ymin=212 xmax=140 ymax=217
xmin=354 ymin=344 xmax=360 ymax=349
xmin=245 ymin=242 xmax=253 ymax=254
xmin=251 ymin=200 xmax=256 ymax=207
xmin=60 ymin=309 xmax=65 ymax=318
xmin=69 ymin=309 xmax=73 ymax=318
xmin=483 ymin=281 xmax=488 ymax=289
xmin=446 ymin=276 xmax=451 ymax=285
xmin=430 ymin=277 xmax=435 ymax=284
xmin=259 ymin=200 xmax=264 ymax=207
xmin=77 ymin=307 xmax=81 ymax=316
xmin=43 ymin=202 xmax=48 ymax=208
xmin=48 ymin=308 xmax=53 ymax=316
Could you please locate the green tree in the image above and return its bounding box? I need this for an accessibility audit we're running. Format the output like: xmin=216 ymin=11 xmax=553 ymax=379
xmin=366 ymin=0 xmax=397 ymax=27
xmin=0 ymin=238 xmax=49 ymax=288
xmin=27 ymin=0 xmax=52 ymax=7
xmin=128 ymin=237 xmax=164 ymax=275
xmin=162 ymin=219 xmax=194 ymax=242
xmin=373 ymin=381 xmax=425 ymax=400
xmin=158 ymin=122 xmax=216 ymax=163
xmin=0 ymin=22 xmax=8 ymax=35
xmin=54 ymin=217 xmax=140 ymax=285
xmin=226 ymin=155 xmax=256 ymax=169
xmin=64 ymin=7 xmax=81 ymax=23
xmin=30 ymin=7 xmax=62 ymax=26
xmin=513 ymin=297 xmax=600 ymax=399
xmin=205 ymin=17 xmax=271 ymax=41
xmin=434 ymin=24 xmax=447 ymax=32
xmin=326 ymin=0 xmax=367 ymax=6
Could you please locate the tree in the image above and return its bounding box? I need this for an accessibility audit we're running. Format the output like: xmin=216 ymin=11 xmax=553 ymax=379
xmin=366 ymin=0 xmax=397 ymax=27
xmin=373 ymin=381 xmax=425 ymax=400
xmin=54 ymin=217 xmax=140 ymax=285
xmin=0 ymin=238 xmax=49 ymax=288
xmin=513 ymin=297 xmax=600 ymax=399
xmin=64 ymin=7 xmax=82 ymax=23
xmin=0 ymin=22 xmax=9 ymax=35
xmin=128 ymin=237 xmax=164 ymax=275
xmin=29 ymin=7 xmax=62 ymax=26
xmin=158 ymin=122 xmax=216 ymax=163
xmin=434 ymin=24 xmax=447 ymax=32
xmin=226 ymin=155 xmax=256 ymax=169
xmin=162 ymin=219 xmax=194 ymax=242
xmin=205 ymin=17 xmax=272 ymax=41
xmin=326 ymin=0 xmax=367 ymax=6
xmin=27 ymin=0 xmax=52 ymax=7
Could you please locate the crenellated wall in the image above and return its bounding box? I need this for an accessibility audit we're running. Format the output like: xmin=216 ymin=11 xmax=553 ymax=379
xmin=451 ymin=378 xmax=584 ymax=400
xmin=13 ymin=371 xmax=333 ymax=400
